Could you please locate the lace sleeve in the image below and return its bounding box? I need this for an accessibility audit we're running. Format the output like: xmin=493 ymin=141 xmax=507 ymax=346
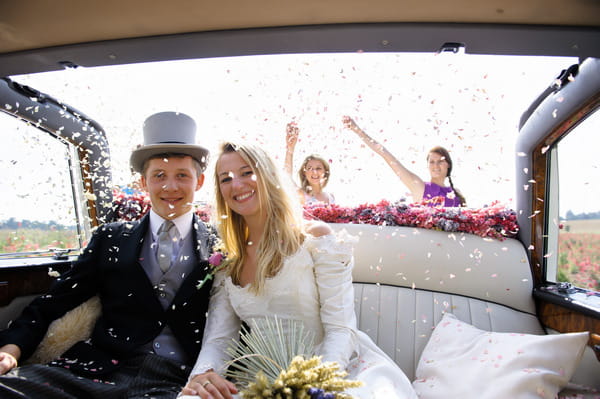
xmin=306 ymin=230 xmax=359 ymax=369
xmin=189 ymin=271 xmax=241 ymax=378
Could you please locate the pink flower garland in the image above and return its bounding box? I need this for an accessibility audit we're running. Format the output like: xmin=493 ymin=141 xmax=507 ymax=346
xmin=111 ymin=189 xmax=518 ymax=241
xmin=111 ymin=188 xmax=211 ymax=223
xmin=112 ymin=189 xmax=151 ymax=221
xmin=303 ymin=200 xmax=519 ymax=240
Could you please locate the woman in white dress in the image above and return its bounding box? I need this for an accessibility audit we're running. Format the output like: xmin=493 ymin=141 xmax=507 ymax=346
xmin=284 ymin=121 xmax=335 ymax=205
xmin=180 ymin=142 xmax=417 ymax=399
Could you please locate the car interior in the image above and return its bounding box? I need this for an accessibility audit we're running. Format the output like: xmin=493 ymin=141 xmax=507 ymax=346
xmin=0 ymin=1 xmax=599 ymax=397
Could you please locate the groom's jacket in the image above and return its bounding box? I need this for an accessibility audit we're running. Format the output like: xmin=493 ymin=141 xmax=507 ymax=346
xmin=0 ymin=213 xmax=214 ymax=375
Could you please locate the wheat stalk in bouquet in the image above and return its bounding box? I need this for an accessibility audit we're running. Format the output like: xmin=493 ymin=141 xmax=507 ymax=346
xmin=224 ymin=316 xmax=362 ymax=399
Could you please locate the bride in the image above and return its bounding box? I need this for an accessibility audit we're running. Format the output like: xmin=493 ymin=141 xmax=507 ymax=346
xmin=180 ymin=142 xmax=417 ymax=399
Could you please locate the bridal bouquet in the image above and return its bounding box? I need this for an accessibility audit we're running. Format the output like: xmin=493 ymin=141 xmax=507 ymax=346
xmin=225 ymin=317 xmax=362 ymax=399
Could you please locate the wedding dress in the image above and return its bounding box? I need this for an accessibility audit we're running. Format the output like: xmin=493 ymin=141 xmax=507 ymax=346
xmin=189 ymin=231 xmax=417 ymax=399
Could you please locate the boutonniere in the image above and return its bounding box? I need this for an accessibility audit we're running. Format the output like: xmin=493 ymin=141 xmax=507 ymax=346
xmin=196 ymin=242 xmax=228 ymax=290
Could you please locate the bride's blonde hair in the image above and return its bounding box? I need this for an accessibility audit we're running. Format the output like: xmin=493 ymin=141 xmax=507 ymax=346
xmin=213 ymin=142 xmax=305 ymax=294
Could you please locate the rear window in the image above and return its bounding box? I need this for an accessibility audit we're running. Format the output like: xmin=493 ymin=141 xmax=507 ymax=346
xmin=9 ymin=53 xmax=576 ymax=209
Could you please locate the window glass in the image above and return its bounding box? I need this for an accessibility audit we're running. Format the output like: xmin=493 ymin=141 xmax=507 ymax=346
xmin=556 ymin=109 xmax=600 ymax=292
xmin=0 ymin=113 xmax=80 ymax=257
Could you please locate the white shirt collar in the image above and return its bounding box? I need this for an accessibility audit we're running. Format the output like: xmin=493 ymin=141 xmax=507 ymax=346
xmin=149 ymin=209 xmax=194 ymax=240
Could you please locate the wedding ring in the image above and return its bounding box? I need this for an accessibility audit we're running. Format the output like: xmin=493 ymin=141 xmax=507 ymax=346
xmin=202 ymin=381 xmax=212 ymax=387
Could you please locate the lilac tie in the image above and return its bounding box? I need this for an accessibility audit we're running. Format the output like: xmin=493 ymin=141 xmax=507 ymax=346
xmin=157 ymin=220 xmax=177 ymax=273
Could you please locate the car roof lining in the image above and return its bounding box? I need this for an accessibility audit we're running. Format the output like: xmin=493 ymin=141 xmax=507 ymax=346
xmin=1 ymin=23 xmax=599 ymax=77
xmin=1 ymin=0 xmax=599 ymax=55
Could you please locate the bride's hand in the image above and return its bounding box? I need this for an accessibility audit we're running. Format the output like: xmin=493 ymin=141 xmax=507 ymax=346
xmin=180 ymin=370 xmax=238 ymax=399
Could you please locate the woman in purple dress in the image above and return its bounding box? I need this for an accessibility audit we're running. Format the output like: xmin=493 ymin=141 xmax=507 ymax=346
xmin=343 ymin=116 xmax=466 ymax=207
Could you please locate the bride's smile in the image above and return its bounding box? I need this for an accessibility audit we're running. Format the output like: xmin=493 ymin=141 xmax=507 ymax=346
xmin=217 ymin=152 xmax=261 ymax=218
xmin=234 ymin=190 xmax=255 ymax=202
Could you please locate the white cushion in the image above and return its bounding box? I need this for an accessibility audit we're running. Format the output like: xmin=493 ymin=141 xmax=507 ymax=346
xmin=413 ymin=313 xmax=588 ymax=399
xmin=353 ymin=283 xmax=545 ymax=381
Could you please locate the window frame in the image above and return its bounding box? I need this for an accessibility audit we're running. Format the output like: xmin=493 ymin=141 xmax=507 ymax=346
xmin=515 ymin=59 xmax=600 ymax=336
xmin=0 ymin=122 xmax=80 ymax=261
xmin=0 ymin=78 xmax=114 ymax=253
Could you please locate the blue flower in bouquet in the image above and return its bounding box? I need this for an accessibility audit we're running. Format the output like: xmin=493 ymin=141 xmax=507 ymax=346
xmin=308 ymin=387 xmax=336 ymax=399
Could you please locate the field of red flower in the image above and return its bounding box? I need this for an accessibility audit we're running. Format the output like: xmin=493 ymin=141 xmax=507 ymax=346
xmin=558 ymin=232 xmax=600 ymax=291
xmin=0 ymin=228 xmax=79 ymax=255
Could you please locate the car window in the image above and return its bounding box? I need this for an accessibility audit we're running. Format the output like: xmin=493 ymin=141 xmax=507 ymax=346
xmin=9 ymin=53 xmax=576 ymax=211
xmin=0 ymin=112 xmax=82 ymax=257
xmin=552 ymin=109 xmax=600 ymax=292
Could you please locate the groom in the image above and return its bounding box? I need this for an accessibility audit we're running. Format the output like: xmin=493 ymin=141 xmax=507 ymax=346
xmin=0 ymin=112 xmax=216 ymax=398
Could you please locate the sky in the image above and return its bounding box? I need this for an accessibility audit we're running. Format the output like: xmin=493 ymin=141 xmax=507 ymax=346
xmin=2 ymin=51 xmax=587 ymax=222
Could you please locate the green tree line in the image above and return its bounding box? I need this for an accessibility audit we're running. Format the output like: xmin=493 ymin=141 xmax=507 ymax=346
xmin=562 ymin=210 xmax=600 ymax=221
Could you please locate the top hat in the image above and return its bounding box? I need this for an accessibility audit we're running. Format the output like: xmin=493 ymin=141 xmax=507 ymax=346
xmin=130 ymin=111 xmax=209 ymax=173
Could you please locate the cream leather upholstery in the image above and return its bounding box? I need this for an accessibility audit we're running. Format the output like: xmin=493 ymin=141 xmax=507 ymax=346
xmin=330 ymin=223 xmax=599 ymax=393
xmin=332 ymin=223 xmax=535 ymax=314
xmin=353 ymin=283 xmax=544 ymax=381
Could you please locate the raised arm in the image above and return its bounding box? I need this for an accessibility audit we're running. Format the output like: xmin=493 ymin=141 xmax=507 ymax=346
xmin=284 ymin=121 xmax=309 ymax=204
xmin=342 ymin=115 xmax=425 ymax=202
xmin=284 ymin=121 xmax=299 ymax=177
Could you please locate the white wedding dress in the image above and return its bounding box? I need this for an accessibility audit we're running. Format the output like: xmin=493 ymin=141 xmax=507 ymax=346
xmin=189 ymin=231 xmax=417 ymax=399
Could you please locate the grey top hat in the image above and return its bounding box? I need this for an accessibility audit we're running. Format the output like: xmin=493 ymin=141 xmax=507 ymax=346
xmin=130 ymin=111 xmax=209 ymax=173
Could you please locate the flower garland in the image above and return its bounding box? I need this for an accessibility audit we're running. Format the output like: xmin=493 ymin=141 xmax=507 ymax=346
xmin=111 ymin=187 xmax=211 ymax=222
xmin=111 ymin=188 xmax=518 ymax=241
xmin=112 ymin=188 xmax=151 ymax=221
xmin=303 ymin=199 xmax=519 ymax=240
